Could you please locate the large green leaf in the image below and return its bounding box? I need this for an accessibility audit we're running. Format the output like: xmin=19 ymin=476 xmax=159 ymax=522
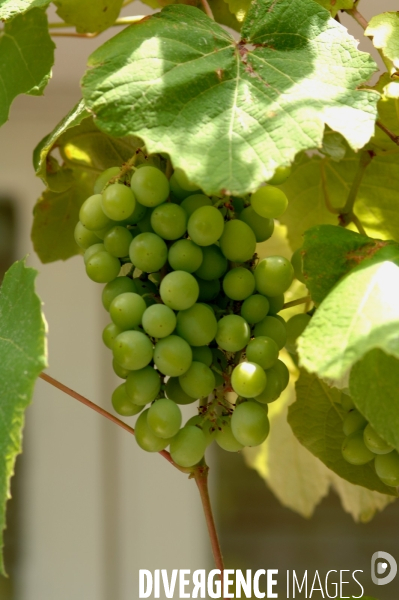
xmin=0 ymin=8 xmax=54 ymax=128
xmin=288 ymin=371 xmax=396 ymax=496
xmin=54 ymin=0 xmax=124 ymax=33
xmin=0 ymin=260 xmax=47 ymax=575
xmin=0 ymin=0 xmax=50 ymax=20
xmin=81 ymin=0 xmax=378 ymax=196
xmin=298 ymin=259 xmax=399 ymax=386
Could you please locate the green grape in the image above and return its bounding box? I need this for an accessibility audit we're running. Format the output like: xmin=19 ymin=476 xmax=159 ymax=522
xmin=135 ymin=409 xmax=172 ymax=452
xmin=185 ymin=416 xmax=217 ymax=446
xmin=102 ymin=277 xmax=137 ymax=311
xmin=79 ymin=194 xmax=112 ymax=231
xmin=104 ymin=226 xmax=133 ymax=257
xmin=113 ymin=330 xmax=153 ymax=370
xmin=137 ymin=210 xmax=155 ymax=233
xmin=216 ymin=418 xmax=244 ymax=452
xmin=179 ymin=361 xmax=215 ymax=398
xmin=109 ymin=292 xmax=146 ymax=330
xmin=181 ymin=194 xmax=212 ymax=217
xmin=74 ymin=221 xmax=101 ymax=249
xmin=93 ymin=166 xmax=120 ymax=194
xmin=131 ymin=166 xmax=169 ymax=207
xmin=341 ymin=431 xmax=375 ymax=465
xmin=216 ymin=315 xmax=251 ymax=352
xmin=147 ymin=398 xmax=182 ymax=439
xmin=187 ymin=206 xmax=224 ymax=246
xmin=231 ymin=401 xmax=270 ymax=446
xmin=194 ymin=245 xmax=227 ymax=281
xmin=274 ymin=359 xmax=289 ymax=391
xmin=160 ymin=271 xmax=199 ymax=311
xmin=170 ymin=426 xmax=207 ymax=467
xmin=375 ymin=451 xmax=399 ymax=486
xmin=112 ymin=383 xmax=143 ymax=417
xmin=212 ymin=348 xmax=228 ymax=372
xmin=239 ymin=206 xmax=274 ymax=243
xmin=165 ymin=377 xmax=197 ymax=405
xmin=84 ymin=243 xmax=105 ymax=265
xmin=219 ymin=220 xmax=256 ymax=262
xmin=133 ymin=278 xmax=158 ymax=297
xmin=246 ymin=336 xmax=279 ymax=369
xmin=168 ymin=239 xmax=203 ymax=273
xmin=154 ymin=335 xmax=192 ymax=376
xmin=254 ymin=315 xmax=287 ymax=349
xmin=142 ymin=304 xmax=176 ymax=338
xmin=173 ymin=167 xmax=199 ymax=191
xmin=101 ymin=183 xmax=135 ymax=221
xmin=286 ymin=314 xmax=311 ymax=350
xmin=191 ymin=346 xmax=213 ymax=367
xmin=122 ymin=201 xmax=147 ymax=225
xmin=223 ymin=267 xmax=255 ymax=301
xmin=363 ymin=424 xmax=393 ymax=455
xmin=169 ymin=173 xmax=199 ymax=201
xmin=125 ymin=366 xmax=161 ymax=405
xmin=267 ymin=294 xmax=285 ymax=315
xmin=255 ymin=256 xmax=294 ymax=297
xmin=176 ymin=303 xmax=217 ymax=346
xmin=341 ymin=393 xmax=355 ymax=411
xmin=241 ymin=294 xmax=270 ymax=324
xmin=112 ymin=358 xmax=131 ymax=379
xmin=255 ymin=365 xmax=282 ymax=403
xmin=267 ymin=165 xmax=291 ymax=185
xmin=291 ymin=248 xmax=306 ymax=284
xmin=196 ymin=277 xmax=221 ymax=302
xmin=86 ymin=251 xmax=121 ymax=283
xmin=342 ymin=409 xmax=368 ymax=436
xmin=129 ymin=232 xmax=168 ymax=273
xmin=93 ymin=226 xmax=112 ymax=240
xmin=150 ymin=203 xmax=187 ymax=240
xmin=102 ymin=322 xmax=123 ymax=349
xmin=231 ymin=362 xmax=267 ymax=398
xmin=251 ymin=186 xmax=288 ymax=219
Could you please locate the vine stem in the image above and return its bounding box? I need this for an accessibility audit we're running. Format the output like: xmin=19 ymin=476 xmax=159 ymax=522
xmin=376 ymin=121 xmax=399 ymax=147
xmin=282 ymin=295 xmax=311 ymax=310
xmin=200 ymin=0 xmax=215 ymax=20
xmin=346 ymin=7 xmax=368 ymax=31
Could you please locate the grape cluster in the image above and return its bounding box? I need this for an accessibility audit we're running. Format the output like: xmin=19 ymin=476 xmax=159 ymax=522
xmin=341 ymin=396 xmax=399 ymax=487
xmin=74 ymin=157 xmax=294 ymax=468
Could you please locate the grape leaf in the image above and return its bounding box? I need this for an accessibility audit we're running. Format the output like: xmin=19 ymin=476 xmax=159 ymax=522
xmin=330 ymin=472 xmax=394 ymax=523
xmin=0 ymin=260 xmax=47 ymax=575
xmin=0 ymin=0 xmax=50 ymax=21
xmin=313 ymin=0 xmax=354 ymax=18
xmin=53 ymin=0 xmax=124 ymax=33
xmin=366 ymin=13 xmax=399 ymax=79
xmin=350 ymin=350 xmax=399 ymax=453
xmin=0 ymin=8 xmax=55 ymax=128
xmin=81 ymin=0 xmax=378 ymax=196
xmin=370 ymin=74 xmax=399 ymax=149
xmin=298 ymin=259 xmax=399 ymax=387
xmin=288 ymin=370 xmax=396 ymax=496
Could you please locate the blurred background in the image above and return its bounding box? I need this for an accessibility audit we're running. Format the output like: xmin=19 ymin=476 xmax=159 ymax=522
xmin=0 ymin=1 xmax=398 ymax=598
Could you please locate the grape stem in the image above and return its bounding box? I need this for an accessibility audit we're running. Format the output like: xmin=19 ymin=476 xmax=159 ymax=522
xmin=376 ymin=121 xmax=399 ymax=147
xmin=200 ymin=0 xmax=215 ymax=20
xmin=282 ymin=295 xmax=311 ymax=310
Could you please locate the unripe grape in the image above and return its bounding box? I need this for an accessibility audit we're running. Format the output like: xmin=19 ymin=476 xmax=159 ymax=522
xmin=216 ymin=315 xmax=251 ymax=352
xmin=194 ymin=245 xmax=227 ymax=280
xmin=181 ymin=194 xmax=212 ymax=216
xmin=231 ymin=362 xmax=267 ymax=398
xmin=255 ymin=256 xmax=294 ymax=297
xmin=246 ymin=336 xmax=279 ymax=370
xmin=239 ymin=206 xmax=274 ymax=243
xmin=241 ymin=294 xmax=269 ymax=324
xmin=102 ymin=183 xmax=136 ymax=221
xmin=135 ymin=409 xmax=172 ymax=452
xmin=342 ymin=409 xmax=367 ymax=436
xmin=223 ymin=267 xmax=255 ymax=301
xmin=375 ymin=451 xmax=399 ymax=486
xmin=342 ymin=431 xmax=375 ymax=465
xmin=112 ymin=384 xmax=143 ymax=417
xmin=113 ymin=330 xmax=153 ymax=371
xmin=74 ymin=221 xmax=101 ymax=249
xmin=129 ymin=232 xmax=168 ymax=273
xmin=80 ymin=194 xmax=112 ymax=231
xmin=254 ymin=316 xmax=287 ymax=349
xmin=179 ymin=361 xmax=215 ymax=398
xmin=168 ymin=239 xmax=203 ymax=273
xmin=125 ymin=366 xmax=161 ymax=406
xmin=216 ymin=418 xmax=244 ymax=452
xmin=267 ymin=165 xmax=291 ymax=185
xmin=154 ymin=335 xmax=192 ymax=376
xmin=160 ymin=271 xmax=199 ymax=311
xmin=150 ymin=202 xmax=187 ymax=240
xmin=251 ymin=186 xmax=288 ymax=219
xmin=219 ymin=220 xmax=256 ymax=262
xmin=86 ymin=251 xmax=121 ymax=283
xmin=142 ymin=304 xmax=177 ymax=339
xmin=231 ymin=401 xmax=270 ymax=446
xmin=147 ymin=398 xmax=182 ymax=438
xmin=131 ymin=166 xmax=169 ymax=207
xmin=170 ymin=426 xmax=207 ymax=467
xmin=94 ymin=167 xmax=120 ymax=194
xmin=102 ymin=277 xmax=137 ymax=311
xmin=165 ymin=377 xmax=197 ymax=405
xmin=363 ymin=424 xmax=393 ymax=455
xmin=187 ymin=206 xmax=224 ymax=246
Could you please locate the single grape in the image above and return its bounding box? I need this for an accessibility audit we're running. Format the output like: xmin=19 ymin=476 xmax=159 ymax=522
xmin=255 ymin=365 xmax=282 ymax=403
xmin=239 ymin=206 xmax=274 ymax=243
xmin=196 ymin=277 xmax=221 ymax=302
xmin=109 ymin=292 xmax=146 ymax=330
xmin=255 ymin=256 xmax=294 ymax=297
xmin=168 ymin=239 xmax=203 ymax=273
xmin=241 ymin=294 xmax=270 ymax=324
xmin=101 ymin=183 xmax=135 ymax=221
xmin=173 ymin=167 xmax=199 ymax=191
xmin=135 ymin=409 xmax=172 ymax=452
xmin=150 ymin=203 xmax=187 ymax=240
xmin=191 ymin=346 xmax=213 ymax=367
xmin=216 ymin=418 xmax=244 ymax=452
xmin=231 ymin=362 xmax=267 ymax=398
xmin=93 ymin=166 xmax=120 ymax=194
xmin=80 ymin=194 xmax=112 ymax=231
xmin=113 ymin=330 xmax=153 ymax=370
xmin=291 ymin=248 xmax=306 ymax=284
xmin=142 ymin=304 xmax=177 ymax=339
xmin=160 ymin=271 xmax=199 ymax=311
xmin=84 ymin=243 xmax=105 ymax=265
xmin=223 ymin=267 xmax=255 ymax=301
xmin=363 ymin=424 xmax=393 ymax=455
xmin=267 ymin=294 xmax=285 ymax=315
xmin=194 ymin=245 xmax=227 ymax=281
xmin=181 ymin=194 xmax=212 ymax=217
xmin=375 ymin=451 xmax=399 ymax=486
xmin=74 ymin=221 xmax=101 ymax=249
xmin=170 ymin=426 xmax=207 ymax=467
xmin=185 ymin=416 xmax=217 ymax=446
xmin=231 ymin=401 xmax=270 ymax=446
xmin=187 ymin=206 xmax=224 ymax=246
xmin=147 ymin=398 xmax=182 ymax=438
xmin=286 ymin=314 xmax=311 ymax=350
xmin=254 ymin=316 xmax=287 ymax=349
xmin=341 ymin=393 xmax=355 ymax=412
xmin=86 ymin=251 xmax=121 ymax=283
xmin=342 ymin=409 xmax=368 ymax=436
xmin=341 ymin=431 xmax=375 ymax=465
xmin=274 ymin=359 xmax=289 ymax=391
xmin=112 ymin=383 xmax=143 ymax=417
xmin=179 ymin=361 xmax=215 ymax=398
xmin=131 ymin=166 xmax=169 ymax=207
xmin=104 ymin=226 xmax=133 ymax=257
xmin=112 ymin=358 xmax=131 ymax=379
xmin=129 ymin=232 xmax=168 ymax=273
xmin=154 ymin=335 xmax=192 ymax=376
xmin=246 ymin=336 xmax=279 ymax=370
xmin=102 ymin=277 xmax=137 ymax=311
xmin=176 ymin=303 xmax=217 ymax=346
xmin=165 ymin=377 xmax=197 ymax=405
xmin=216 ymin=315 xmax=251 ymax=352
xmin=219 ymin=220 xmax=256 ymax=262
xmin=102 ymin=323 xmax=123 ymax=349
xmin=251 ymin=186 xmax=288 ymax=219
xmin=267 ymin=165 xmax=291 ymax=185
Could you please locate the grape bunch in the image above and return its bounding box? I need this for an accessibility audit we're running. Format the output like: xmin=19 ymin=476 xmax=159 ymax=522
xmin=74 ymin=156 xmax=294 ymax=469
xmin=341 ymin=396 xmax=399 ymax=487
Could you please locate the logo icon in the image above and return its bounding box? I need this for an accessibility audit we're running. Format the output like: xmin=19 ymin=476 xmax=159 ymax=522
xmin=371 ymin=551 xmax=397 ymax=586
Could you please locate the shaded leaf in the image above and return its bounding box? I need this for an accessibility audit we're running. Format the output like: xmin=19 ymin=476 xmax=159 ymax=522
xmin=54 ymin=0 xmax=124 ymax=33
xmin=0 ymin=260 xmax=47 ymax=574
xmin=330 ymin=472 xmax=394 ymax=523
xmin=0 ymin=0 xmax=50 ymax=21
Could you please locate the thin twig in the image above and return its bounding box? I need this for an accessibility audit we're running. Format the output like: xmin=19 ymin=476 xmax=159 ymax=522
xmin=351 ymin=213 xmax=367 ymax=236
xmin=282 ymin=296 xmax=311 ymax=310
xmin=376 ymin=121 xmax=399 ymax=146
xmin=200 ymin=0 xmax=215 ymax=20
xmin=346 ymin=7 xmax=368 ymax=31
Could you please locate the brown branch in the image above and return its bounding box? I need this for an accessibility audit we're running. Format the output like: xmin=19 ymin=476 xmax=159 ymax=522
xmin=200 ymin=0 xmax=215 ymax=20
xmin=376 ymin=121 xmax=399 ymax=146
xmin=346 ymin=7 xmax=368 ymax=31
